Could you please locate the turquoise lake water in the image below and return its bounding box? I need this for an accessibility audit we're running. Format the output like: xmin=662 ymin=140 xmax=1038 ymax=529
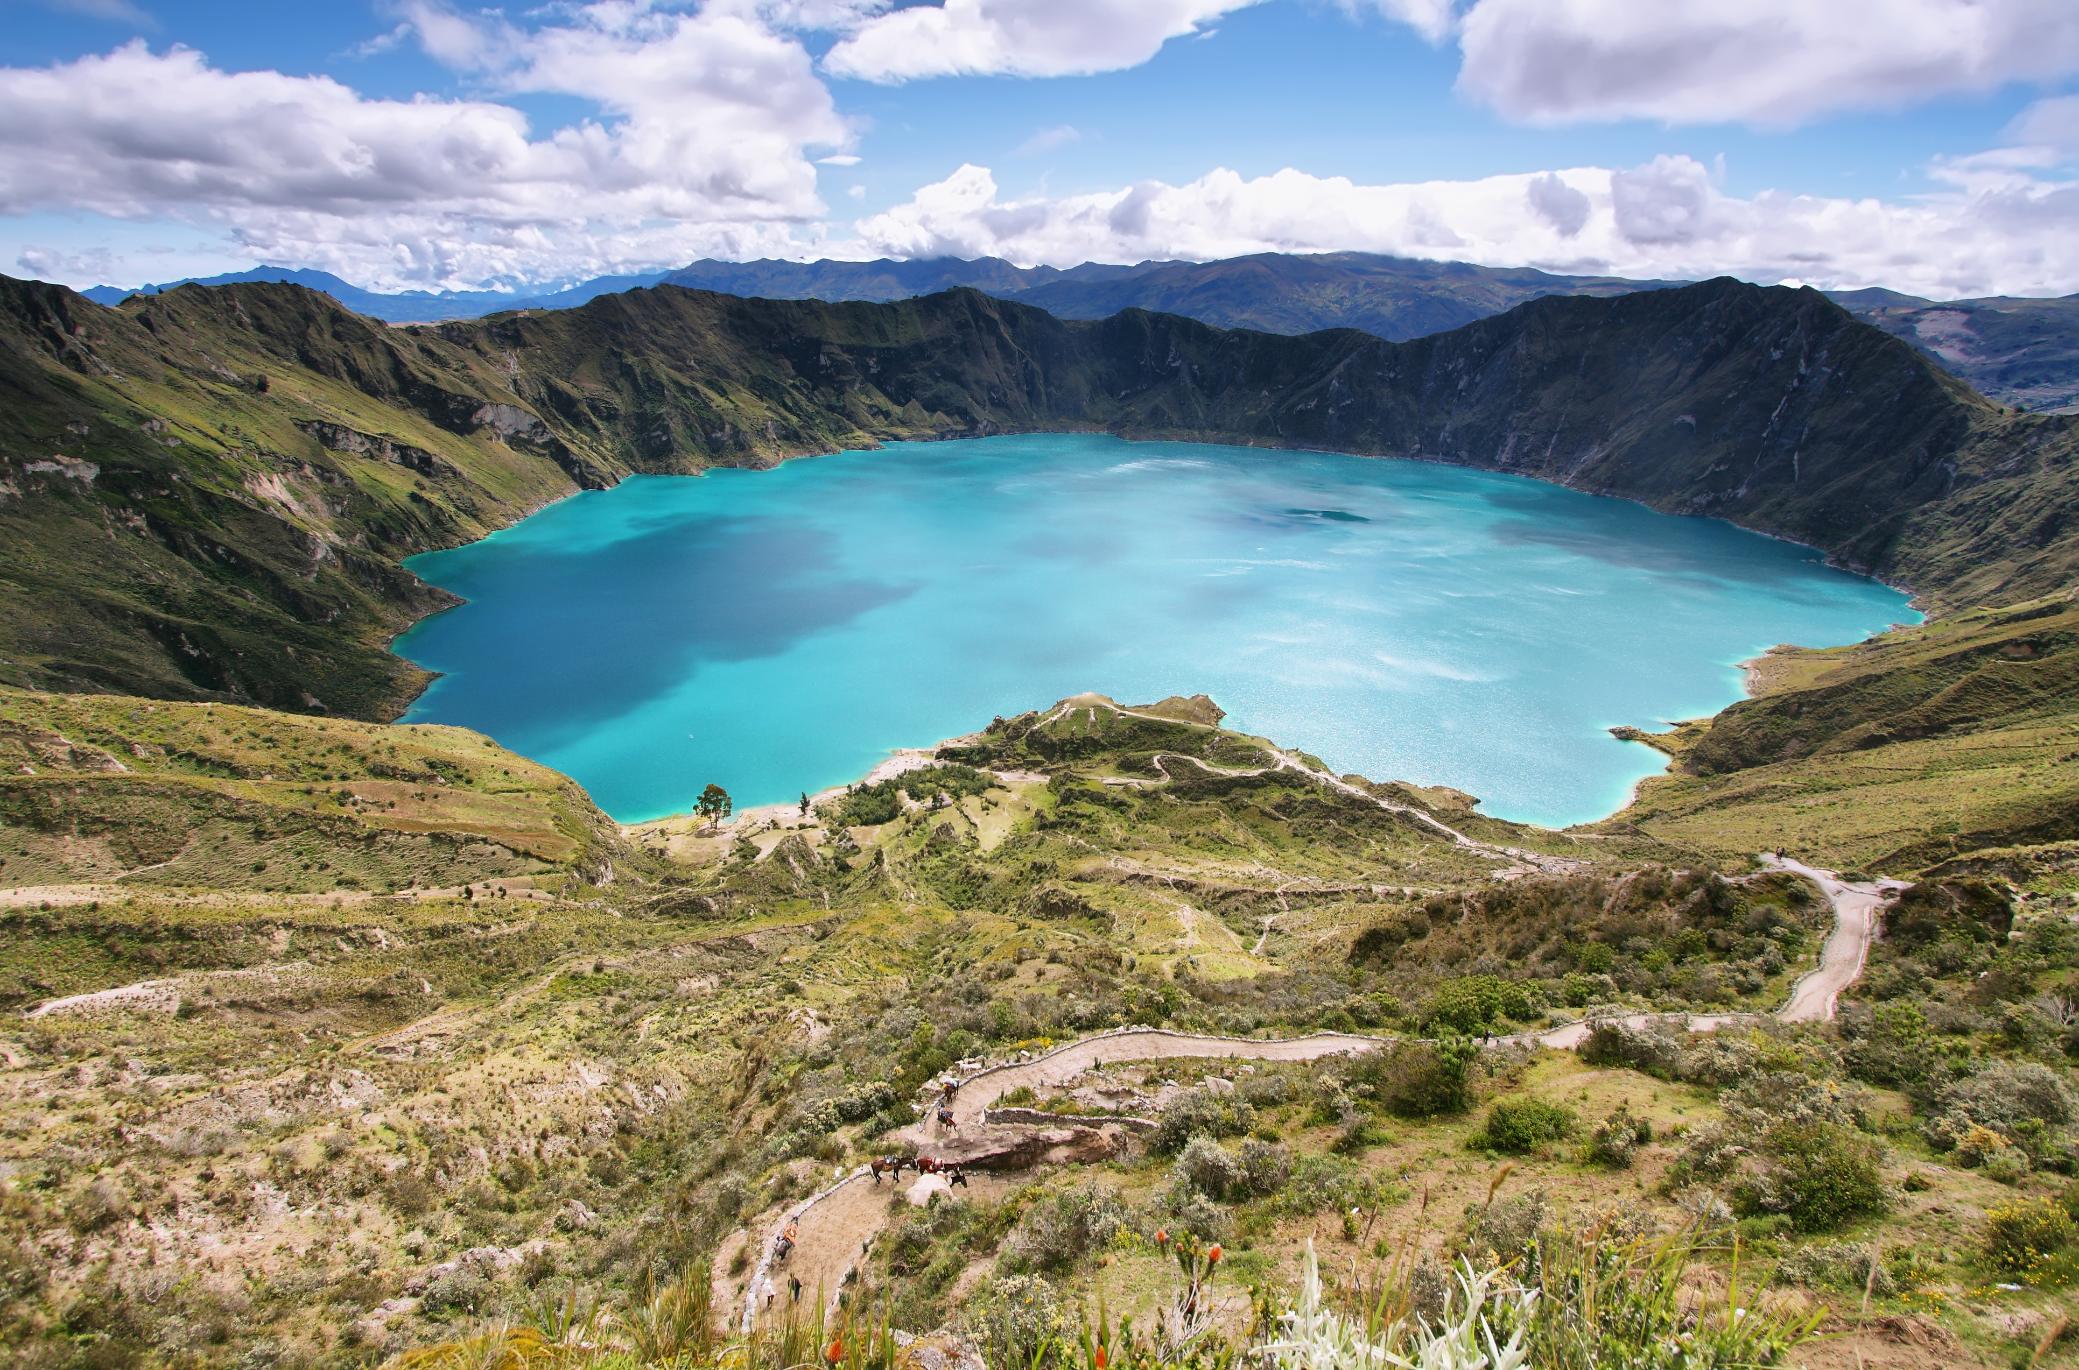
xmin=394 ymin=434 xmax=1916 ymax=828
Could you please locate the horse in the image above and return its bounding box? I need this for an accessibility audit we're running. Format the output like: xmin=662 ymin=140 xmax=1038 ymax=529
xmin=916 ymin=1155 xmax=942 ymax=1175
xmin=946 ymin=1165 xmax=969 ymax=1189
xmin=868 ymin=1154 xmax=906 ymax=1185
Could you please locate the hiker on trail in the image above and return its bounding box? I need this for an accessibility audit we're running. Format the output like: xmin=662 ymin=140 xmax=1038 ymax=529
xmin=789 ymin=1274 xmax=803 ymax=1303
xmin=936 ymin=1104 xmax=957 ymax=1129
xmin=775 ymin=1220 xmax=798 ymax=1262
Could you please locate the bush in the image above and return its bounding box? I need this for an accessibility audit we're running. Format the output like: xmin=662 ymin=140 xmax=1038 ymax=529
xmin=1772 ymin=1241 xmax=1895 ymax=1296
xmin=1422 ymin=976 xmax=1537 ymax=1034
xmin=1173 ymin=1138 xmax=1246 ymax=1200
xmin=1002 ymin=1180 xmax=1127 ymax=1274
xmin=1161 ymin=1190 xmax=1233 ymax=1243
xmin=1586 ymin=1105 xmax=1653 ymax=1168
xmin=1730 ymin=1121 xmax=1888 ymax=1233
xmin=1925 ymin=1061 xmax=2077 ymax=1160
xmin=1983 ymin=1197 xmax=2077 ymax=1274
xmin=1473 ymin=1097 xmax=1578 ymax=1155
xmin=1466 ymin=1189 xmax=1549 ymax=1261
xmin=961 ymin=1274 xmax=1061 ymax=1369
xmin=1347 ymin=1039 xmax=1476 ymax=1119
xmin=1578 ymin=1019 xmax=1684 ymax=1078
xmin=1236 ymin=1139 xmax=1292 ymax=1198
xmin=1151 ymin=1086 xmax=1256 ymax=1154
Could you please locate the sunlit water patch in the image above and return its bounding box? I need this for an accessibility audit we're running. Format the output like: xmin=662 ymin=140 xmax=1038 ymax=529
xmin=394 ymin=435 xmax=1916 ymax=827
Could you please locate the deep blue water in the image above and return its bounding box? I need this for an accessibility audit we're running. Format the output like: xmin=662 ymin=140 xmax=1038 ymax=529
xmin=394 ymin=435 xmax=1916 ymax=828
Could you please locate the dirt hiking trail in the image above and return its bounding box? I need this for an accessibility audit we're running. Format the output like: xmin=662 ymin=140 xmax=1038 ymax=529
xmin=730 ymin=854 xmax=1890 ymax=1332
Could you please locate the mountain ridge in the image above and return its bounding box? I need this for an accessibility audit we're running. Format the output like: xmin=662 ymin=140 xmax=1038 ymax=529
xmin=72 ymin=251 xmax=2079 ymax=412
xmin=3 ymin=272 xmax=2074 ymax=722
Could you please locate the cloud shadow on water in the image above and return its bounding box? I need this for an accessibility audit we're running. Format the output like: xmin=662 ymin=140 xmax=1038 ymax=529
xmin=400 ymin=513 xmax=914 ymax=754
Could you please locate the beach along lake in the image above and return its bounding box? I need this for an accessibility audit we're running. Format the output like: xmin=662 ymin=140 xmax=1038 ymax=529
xmin=393 ymin=434 xmax=1916 ymax=828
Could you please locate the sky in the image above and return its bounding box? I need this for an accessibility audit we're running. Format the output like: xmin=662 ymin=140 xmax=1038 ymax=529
xmin=3 ymin=0 xmax=2079 ymax=298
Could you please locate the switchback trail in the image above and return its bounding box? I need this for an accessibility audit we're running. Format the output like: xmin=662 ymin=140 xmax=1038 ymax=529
xmin=730 ymin=854 xmax=1889 ymax=1331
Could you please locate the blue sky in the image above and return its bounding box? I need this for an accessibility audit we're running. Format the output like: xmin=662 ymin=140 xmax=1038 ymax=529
xmin=4 ymin=0 xmax=2078 ymax=297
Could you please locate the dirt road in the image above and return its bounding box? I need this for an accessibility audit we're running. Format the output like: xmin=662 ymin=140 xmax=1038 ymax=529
xmin=1764 ymin=854 xmax=1896 ymax=1023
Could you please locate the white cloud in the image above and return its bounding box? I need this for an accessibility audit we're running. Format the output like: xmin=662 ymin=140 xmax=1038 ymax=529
xmin=0 ymin=6 xmax=853 ymax=290
xmin=1456 ymin=0 xmax=2079 ymax=127
xmin=819 ymin=153 xmax=863 ymax=166
xmin=823 ymin=0 xmax=1261 ymax=82
xmin=1335 ymin=0 xmax=1458 ymax=45
xmin=16 ymin=244 xmax=119 ymax=281
xmin=853 ymin=156 xmax=2079 ymax=298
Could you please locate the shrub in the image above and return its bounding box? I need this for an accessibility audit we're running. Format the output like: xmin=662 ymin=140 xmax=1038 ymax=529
xmin=1347 ymin=1039 xmax=1476 ymax=1119
xmin=1271 ymin=1154 xmax=1383 ymax=1219
xmin=1422 ymin=976 xmax=1536 ymax=1035
xmin=1983 ymin=1197 xmax=2076 ymax=1274
xmin=1772 ymin=1241 xmax=1895 ymax=1295
xmin=1730 ymin=1121 xmax=1888 ymax=1233
xmin=1925 ymin=1061 xmax=2077 ymax=1160
xmin=1578 ymin=1019 xmax=1684 ymax=1078
xmin=1237 ymin=1139 xmax=1292 ymax=1197
xmin=419 ymin=1263 xmax=491 ymax=1316
xmin=1002 ymin=1180 xmax=1127 ymax=1274
xmin=1473 ymin=1097 xmax=1578 ymax=1155
xmin=1162 ymin=1190 xmax=1233 ymax=1243
xmin=961 ymin=1274 xmax=1062 ymax=1369
xmin=1586 ymin=1104 xmax=1653 ymax=1168
xmin=1151 ymin=1086 xmax=1256 ymax=1154
xmin=1467 ymin=1190 xmax=1549 ymax=1261
xmin=1173 ymin=1138 xmax=1246 ymax=1200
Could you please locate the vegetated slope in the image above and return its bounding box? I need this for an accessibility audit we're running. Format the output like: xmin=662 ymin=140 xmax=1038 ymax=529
xmin=1835 ymin=287 xmax=2079 ymax=413
xmin=5 ymin=272 xmax=2077 ymax=717
xmin=0 ymin=687 xmax=638 ymax=895
xmin=6 ymin=686 xmax=2072 ymax=1367
xmin=1609 ymin=595 xmax=2079 ymax=874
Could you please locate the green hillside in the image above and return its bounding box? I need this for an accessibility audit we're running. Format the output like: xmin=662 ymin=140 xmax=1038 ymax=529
xmin=6 ymin=274 xmax=2079 ymax=721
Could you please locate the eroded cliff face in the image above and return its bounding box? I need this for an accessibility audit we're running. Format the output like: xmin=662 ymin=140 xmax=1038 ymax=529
xmin=2 ymin=272 xmax=2073 ymax=716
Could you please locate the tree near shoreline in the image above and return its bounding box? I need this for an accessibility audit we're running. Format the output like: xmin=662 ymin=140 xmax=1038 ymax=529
xmin=697 ymin=783 xmax=733 ymax=832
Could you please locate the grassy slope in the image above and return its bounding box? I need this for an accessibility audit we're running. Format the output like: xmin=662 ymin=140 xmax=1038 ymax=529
xmin=0 ymin=693 xmax=2070 ymax=1366
xmin=1605 ymin=597 xmax=2079 ymax=877
xmin=0 ymin=688 xmax=638 ymax=899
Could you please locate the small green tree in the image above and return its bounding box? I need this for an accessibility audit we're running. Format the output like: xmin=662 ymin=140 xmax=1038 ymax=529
xmin=696 ymin=783 xmax=733 ymax=831
xmin=798 ymin=792 xmax=810 ymax=816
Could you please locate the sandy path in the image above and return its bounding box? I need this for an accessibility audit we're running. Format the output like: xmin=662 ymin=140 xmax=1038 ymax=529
xmin=735 ymin=1168 xmax=1014 ymax=1332
xmin=1765 ymin=855 xmax=1896 ymax=1023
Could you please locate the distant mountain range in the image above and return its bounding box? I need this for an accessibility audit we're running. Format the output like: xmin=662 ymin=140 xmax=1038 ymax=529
xmin=80 ymin=253 xmax=1657 ymax=339
xmin=77 ymin=253 xmax=2079 ymax=412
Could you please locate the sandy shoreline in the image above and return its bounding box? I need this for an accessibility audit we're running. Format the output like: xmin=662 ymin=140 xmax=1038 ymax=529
xmin=621 ymin=730 xmax=984 ymax=841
